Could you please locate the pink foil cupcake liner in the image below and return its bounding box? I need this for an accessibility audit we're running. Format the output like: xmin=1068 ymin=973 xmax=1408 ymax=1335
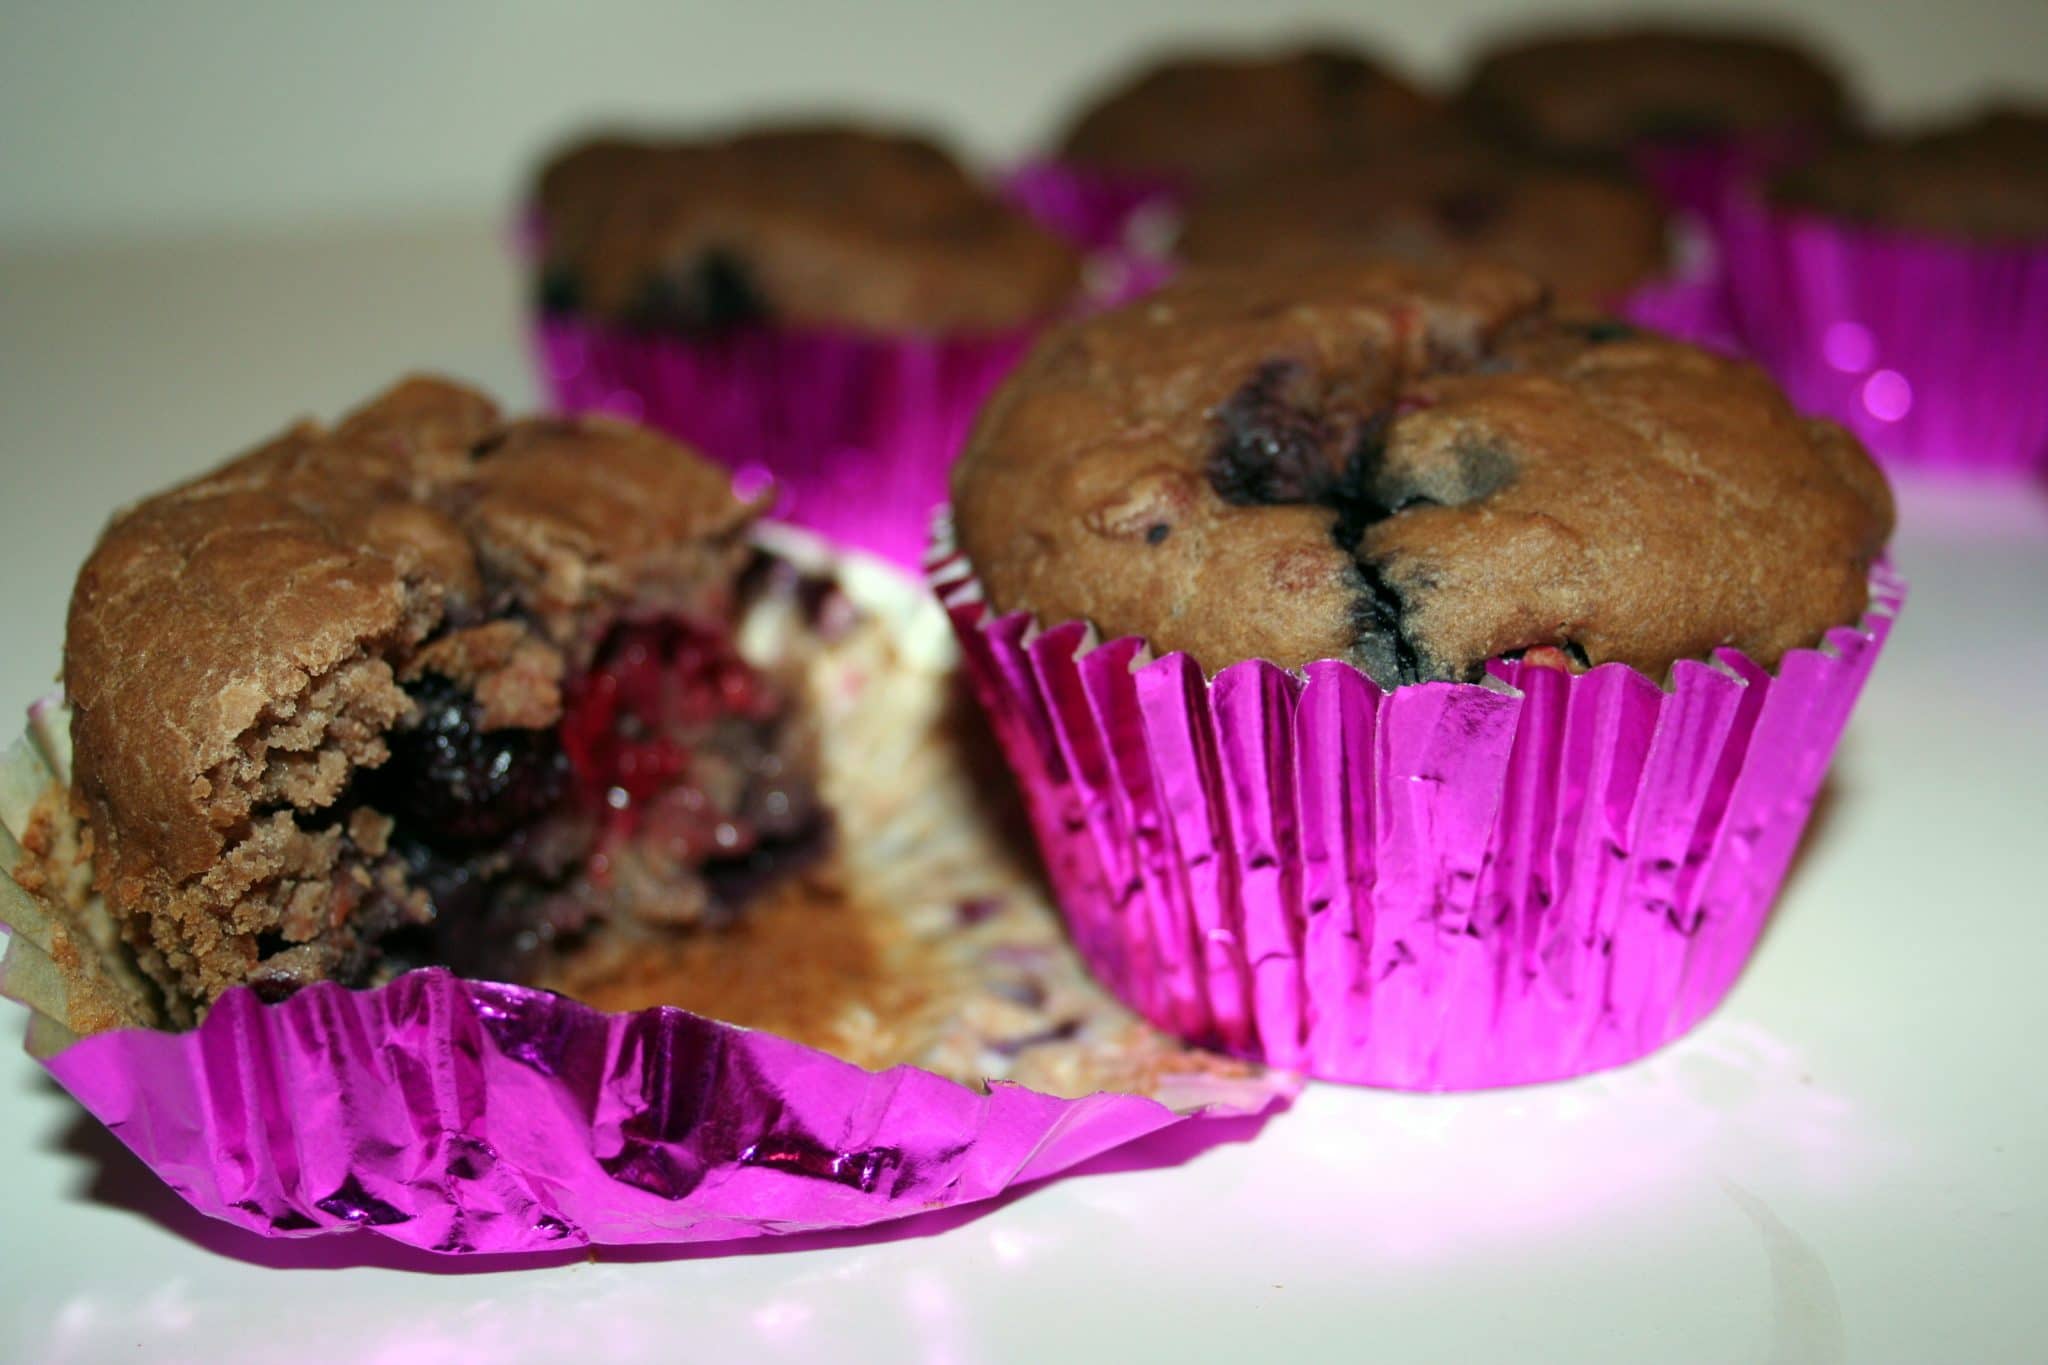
xmin=1714 ymin=201 xmax=2048 ymax=476
xmin=933 ymin=535 xmax=1903 ymax=1091
xmin=1000 ymin=160 xmax=1186 ymax=258
xmin=28 ymin=968 xmax=1255 ymax=1254
xmin=1632 ymin=129 xmax=1831 ymax=224
xmin=534 ymin=320 xmax=1035 ymax=570
xmin=0 ymin=548 xmax=1290 ymax=1256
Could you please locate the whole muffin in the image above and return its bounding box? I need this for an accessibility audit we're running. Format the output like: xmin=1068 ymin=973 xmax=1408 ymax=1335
xmin=64 ymin=377 xmax=845 ymax=1019
xmin=1175 ymin=135 xmax=1669 ymax=311
xmin=1462 ymin=25 xmax=1853 ymax=164
xmin=1055 ymin=44 xmax=1442 ymax=185
xmin=1771 ymin=106 xmax=2048 ymax=241
xmin=951 ymin=261 xmax=1892 ymax=686
xmin=534 ymin=124 xmax=1082 ymax=333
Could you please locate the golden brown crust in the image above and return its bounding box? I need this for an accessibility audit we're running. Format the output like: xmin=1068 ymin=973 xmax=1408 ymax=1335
xmin=951 ymin=261 xmax=1894 ymax=684
xmin=1462 ymin=25 xmax=1852 ymax=162
xmin=63 ymin=377 xmax=758 ymax=1014
xmin=1176 ymin=135 xmax=1669 ymax=312
xmin=1772 ymin=107 xmax=2048 ymax=242
xmin=1056 ymin=45 xmax=1442 ymax=185
xmin=534 ymin=125 xmax=1083 ymax=332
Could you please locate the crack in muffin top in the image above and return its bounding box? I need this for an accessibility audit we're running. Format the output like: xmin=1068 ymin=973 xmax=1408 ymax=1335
xmin=534 ymin=124 xmax=1083 ymax=333
xmin=950 ymin=261 xmax=1894 ymax=685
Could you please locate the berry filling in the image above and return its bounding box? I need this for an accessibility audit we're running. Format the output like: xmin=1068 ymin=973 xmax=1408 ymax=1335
xmin=301 ymin=597 xmax=824 ymax=995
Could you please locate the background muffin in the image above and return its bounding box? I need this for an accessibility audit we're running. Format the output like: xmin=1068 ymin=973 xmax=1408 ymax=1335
xmin=530 ymin=122 xmax=1087 ymax=568
xmin=1461 ymin=23 xmax=1854 ymax=165
xmin=1054 ymin=44 xmax=1443 ymax=186
xmin=1770 ymin=105 xmax=2048 ymax=241
xmin=1173 ymin=133 xmax=1670 ymax=312
xmin=536 ymin=124 xmax=1081 ymax=334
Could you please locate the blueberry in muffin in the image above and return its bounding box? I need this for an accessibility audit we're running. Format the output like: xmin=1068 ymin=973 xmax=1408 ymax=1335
xmin=1461 ymin=24 xmax=1854 ymax=165
xmin=950 ymin=261 xmax=1893 ymax=685
xmin=64 ymin=378 xmax=842 ymax=1020
xmin=533 ymin=124 xmax=1084 ymax=334
xmin=1054 ymin=44 xmax=1443 ymax=186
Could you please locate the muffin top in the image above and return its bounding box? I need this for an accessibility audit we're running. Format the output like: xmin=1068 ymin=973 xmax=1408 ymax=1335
xmin=1462 ymin=25 xmax=1853 ymax=162
xmin=66 ymin=379 xmax=755 ymax=894
xmin=534 ymin=124 xmax=1083 ymax=333
xmin=1771 ymin=107 xmax=2048 ymax=241
xmin=1055 ymin=45 xmax=1442 ymax=185
xmin=951 ymin=261 xmax=1893 ymax=686
xmin=1175 ymin=135 xmax=1669 ymax=312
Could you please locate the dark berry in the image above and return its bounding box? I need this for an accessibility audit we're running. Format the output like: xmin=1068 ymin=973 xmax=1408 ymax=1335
xmin=627 ymin=250 xmax=769 ymax=333
xmin=1579 ymin=320 xmax=1638 ymax=344
xmin=1432 ymin=188 xmax=1505 ymax=238
xmin=1207 ymin=362 xmax=1343 ymax=506
xmin=537 ymin=265 xmax=583 ymax=316
xmin=1145 ymin=522 xmax=1171 ymax=544
xmin=378 ymin=675 xmax=567 ymax=849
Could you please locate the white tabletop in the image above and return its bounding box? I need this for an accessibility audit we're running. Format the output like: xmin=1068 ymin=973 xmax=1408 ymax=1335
xmin=1 ymin=219 xmax=2042 ymax=1365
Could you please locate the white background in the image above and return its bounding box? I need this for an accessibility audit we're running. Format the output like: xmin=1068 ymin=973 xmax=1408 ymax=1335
xmin=3 ymin=0 xmax=2048 ymax=244
xmin=1 ymin=3 xmax=2046 ymax=1362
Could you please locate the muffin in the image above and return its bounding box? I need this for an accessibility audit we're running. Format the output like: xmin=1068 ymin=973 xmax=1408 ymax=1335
xmin=1461 ymin=24 xmax=1852 ymax=164
xmin=61 ymin=377 xmax=830 ymax=1019
xmin=1462 ymin=24 xmax=1856 ymax=218
xmin=529 ymin=123 xmax=1087 ymax=567
xmin=939 ymin=260 xmax=1900 ymax=1088
xmin=1715 ymin=107 xmax=2048 ymax=475
xmin=1771 ymin=106 xmax=2048 ymax=242
xmin=1055 ymin=44 xmax=1443 ymax=186
xmin=8 ymin=376 xmax=1287 ymax=1251
xmin=1174 ymin=134 xmax=1670 ymax=312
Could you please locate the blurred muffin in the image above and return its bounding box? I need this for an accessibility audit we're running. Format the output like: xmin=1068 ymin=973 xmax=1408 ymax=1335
xmin=1771 ymin=106 xmax=2048 ymax=241
xmin=1175 ymin=134 xmax=1668 ymax=312
xmin=1055 ymin=44 xmax=1442 ymax=186
xmin=1462 ymin=24 xmax=1853 ymax=165
xmin=535 ymin=123 xmax=1082 ymax=334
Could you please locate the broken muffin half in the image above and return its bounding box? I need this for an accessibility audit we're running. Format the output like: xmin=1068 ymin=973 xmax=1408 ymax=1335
xmin=63 ymin=377 xmax=840 ymax=1022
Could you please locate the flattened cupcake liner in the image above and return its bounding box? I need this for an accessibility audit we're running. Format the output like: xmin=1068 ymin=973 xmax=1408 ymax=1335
xmin=0 ymin=533 xmax=1288 ymax=1255
xmin=533 ymin=320 xmax=1037 ymax=570
xmin=1713 ymin=201 xmax=2048 ymax=476
xmin=1000 ymin=159 xmax=1186 ymax=258
xmin=933 ymin=528 xmax=1902 ymax=1090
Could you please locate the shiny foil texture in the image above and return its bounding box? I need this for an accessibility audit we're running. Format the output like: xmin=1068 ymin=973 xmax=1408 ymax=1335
xmin=534 ymin=320 xmax=1036 ymax=570
xmin=29 ymin=968 xmax=1248 ymax=1254
xmin=1713 ymin=199 xmax=2048 ymax=476
xmin=934 ymin=542 xmax=1903 ymax=1090
xmin=999 ymin=160 xmax=1187 ymax=258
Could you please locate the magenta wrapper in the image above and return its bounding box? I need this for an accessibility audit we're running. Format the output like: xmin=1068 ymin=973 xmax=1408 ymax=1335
xmin=1619 ymin=270 xmax=1743 ymax=354
xmin=934 ymin=542 xmax=1902 ymax=1090
xmin=1632 ymin=130 xmax=1830 ymax=223
xmin=28 ymin=966 xmax=1275 ymax=1254
xmin=1712 ymin=200 xmax=2048 ymax=476
xmin=998 ymin=160 xmax=1186 ymax=256
xmin=533 ymin=320 xmax=1035 ymax=569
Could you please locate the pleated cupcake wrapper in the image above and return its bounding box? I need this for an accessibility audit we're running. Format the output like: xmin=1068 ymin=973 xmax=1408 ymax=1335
xmin=1711 ymin=201 xmax=2048 ymax=476
xmin=1632 ymin=129 xmax=1832 ymax=224
xmin=533 ymin=320 xmax=1037 ymax=570
xmin=999 ymin=160 xmax=1187 ymax=259
xmin=0 ymin=534 xmax=1289 ymax=1255
xmin=933 ymin=528 xmax=1902 ymax=1090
